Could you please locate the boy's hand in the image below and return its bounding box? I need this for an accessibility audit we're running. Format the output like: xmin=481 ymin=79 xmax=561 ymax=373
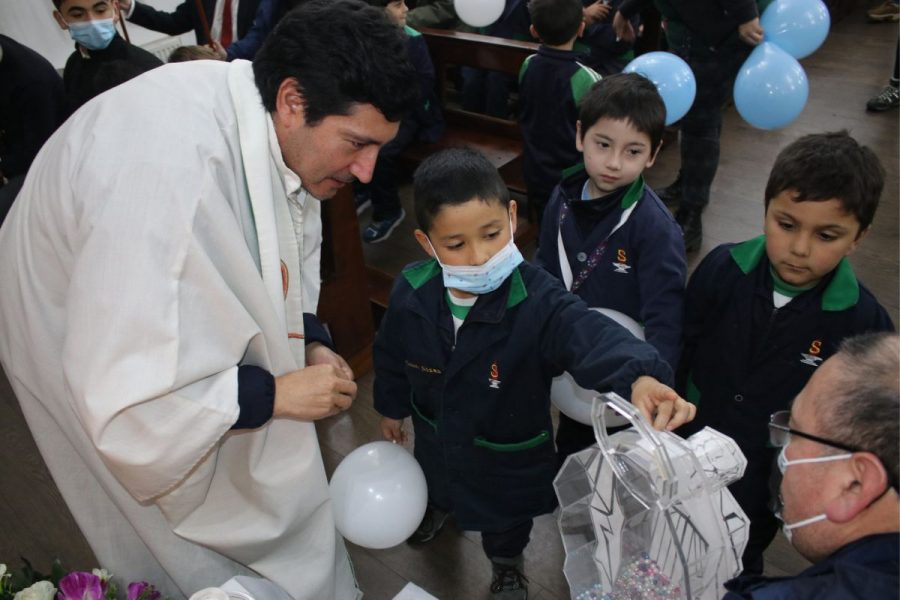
xmin=738 ymin=17 xmax=764 ymax=46
xmin=380 ymin=417 xmax=407 ymax=444
xmin=612 ymin=11 xmax=636 ymax=43
xmin=630 ymin=376 xmax=696 ymax=431
xmin=584 ymin=1 xmax=611 ymax=25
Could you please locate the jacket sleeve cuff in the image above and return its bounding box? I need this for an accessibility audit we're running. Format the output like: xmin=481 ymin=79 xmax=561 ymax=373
xmin=232 ymin=365 xmax=275 ymax=430
xmin=303 ymin=312 xmax=335 ymax=350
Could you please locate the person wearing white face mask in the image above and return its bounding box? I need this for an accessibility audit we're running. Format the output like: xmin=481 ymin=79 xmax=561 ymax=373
xmin=51 ymin=0 xmax=162 ymax=110
xmin=374 ymin=147 xmax=697 ymax=599
xmin=723 ymin=332 xmax=899 ymax=599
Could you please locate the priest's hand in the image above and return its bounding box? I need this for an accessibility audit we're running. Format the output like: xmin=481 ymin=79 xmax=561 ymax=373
xmin=380 ymin=417 xmax=408 ymax=444
xmin=273 ymin=363 xmax=357 ymax=421
xmin=306 ymin=342 xmax=355 ymax=380
xmin=630 ymin=375 xmax=696 ymax=431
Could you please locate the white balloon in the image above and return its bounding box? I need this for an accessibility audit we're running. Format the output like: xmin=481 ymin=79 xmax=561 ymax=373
xmin=329 ymin=441 xmax=428 ymax=549
xmin=454 ymin=0 xmax=505 ymax=28
xmin=551 ymin=308 xmax=645 ymax=426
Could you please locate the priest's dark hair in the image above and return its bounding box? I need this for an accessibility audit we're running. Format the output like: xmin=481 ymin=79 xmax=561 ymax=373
xmin=252 ymin=0 xmax=419 ymax=125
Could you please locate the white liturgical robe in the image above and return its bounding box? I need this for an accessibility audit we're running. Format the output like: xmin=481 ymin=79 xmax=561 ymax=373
xmin=0 ymin=60 xmax=359 ymax=599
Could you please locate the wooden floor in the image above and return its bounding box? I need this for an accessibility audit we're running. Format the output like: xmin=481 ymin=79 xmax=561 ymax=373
xmin=1 ymin=4 xmax=897 ymax=599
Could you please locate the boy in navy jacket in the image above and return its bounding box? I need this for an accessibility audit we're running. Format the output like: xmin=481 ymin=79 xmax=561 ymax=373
xmin=519 ymin=0 xmax=600 ymax=227
xmin=373 ymin=147 xmax=695 ymax=599
xmin=677 ymin=131 xmax=895 ymax=575
xmin=356 ymin=0 xmax=445 ymax=243
xmin=536 ymin=72 xmax=686 ymax=461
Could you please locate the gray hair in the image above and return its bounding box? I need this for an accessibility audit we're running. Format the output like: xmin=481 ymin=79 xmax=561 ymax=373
xmin=821 ymin=332 xmax=899 ymax=490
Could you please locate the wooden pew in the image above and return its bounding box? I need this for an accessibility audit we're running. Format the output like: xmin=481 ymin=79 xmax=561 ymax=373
xmin=401 ymin=28 xmax=539 ymax=205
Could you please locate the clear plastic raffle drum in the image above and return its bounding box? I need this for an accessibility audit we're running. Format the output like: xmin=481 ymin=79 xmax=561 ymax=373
xmin=554 ymin=393 xmax=750 ymax=600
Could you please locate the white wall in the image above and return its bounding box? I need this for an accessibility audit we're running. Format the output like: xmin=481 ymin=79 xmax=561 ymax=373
xmin=0 ymin=0 xmax=196 ymax=69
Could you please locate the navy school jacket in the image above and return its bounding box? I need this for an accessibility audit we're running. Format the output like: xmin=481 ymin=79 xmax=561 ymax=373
xmin=536 ymin=168 xmax=687 ymax=370
xmin=373 ymin=260 xmax=672 ymax=531
xmin=517 ymin=46 xmax=600 ymax=202
xmin=676 ymin=236 xmax=895 ymax=451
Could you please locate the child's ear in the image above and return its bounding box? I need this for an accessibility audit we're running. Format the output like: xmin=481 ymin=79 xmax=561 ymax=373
xmin=575 ymin=121 xmax=584 ymax=152
xmin=529 ymin=25 xmax=539 ymax=41
xmin=645 ymin=141 xmax=663 ymax=169
xmin=509 ymin=200 xmax=518 ymax=236
xmin=847 ymin=225 xmax=870 ymax=255
xmin=53 ymin=10 xmax=69 ymax=30
xmin=577 ymin=21 xmax=586 ymax=38
xmin=414 ymin=229 xmax=435 ymax=258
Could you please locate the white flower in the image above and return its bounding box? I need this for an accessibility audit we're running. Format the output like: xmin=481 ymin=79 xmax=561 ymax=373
xmin=13 ymin=580 xmax=56 ymax=600
xmin=91 ymin=569 xmax=111 ymax=582
xmin=0 ymin=564 xmax=7 ymax=579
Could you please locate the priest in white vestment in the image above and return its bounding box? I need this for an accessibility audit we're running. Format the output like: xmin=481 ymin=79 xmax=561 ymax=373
xmin=0 ymin=1 xmax=419 ymax=598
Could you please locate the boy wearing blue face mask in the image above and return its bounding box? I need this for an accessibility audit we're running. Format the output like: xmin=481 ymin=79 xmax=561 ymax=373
xmin=52 ymin=0 xmax=162 ymax=110
xmin=373 ymin=147 xmax=695 ymax=599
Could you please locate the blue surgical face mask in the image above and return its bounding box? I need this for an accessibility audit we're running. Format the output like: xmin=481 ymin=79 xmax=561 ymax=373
xmin=428 ymin=217 xmax=523 ymax=295
xmin=68 ymin=18 xmax=117 ymax=51
xmin=773 ymin=446 xmax=852 ymax=542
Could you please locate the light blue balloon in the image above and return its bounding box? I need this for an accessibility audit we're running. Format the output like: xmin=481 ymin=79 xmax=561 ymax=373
xmin=761 ymin=0 xmax=830 ymax=59
xmin=623 ymin=52 xmax=696 ymax=126
xmin=734 ymin=42 xmax=809 ymax=130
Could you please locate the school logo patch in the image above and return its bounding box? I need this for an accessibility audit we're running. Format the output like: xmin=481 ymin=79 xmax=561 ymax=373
xmin=799 ymin=339 xmax=824 ymax=367
xmin=488 ymin=361 xmax=502 ymax=390
xmin=612 ymin=248 xmax=631 ymax=274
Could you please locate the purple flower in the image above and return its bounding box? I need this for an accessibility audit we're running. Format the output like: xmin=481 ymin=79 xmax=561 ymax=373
xmin=57 ymin=572 xmax=104 ymax=600
xmin=126 ymin=582 xmax=160 ymax=600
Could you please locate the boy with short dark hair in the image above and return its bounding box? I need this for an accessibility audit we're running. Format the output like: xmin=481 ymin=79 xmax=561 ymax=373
xmin=536 ymin=72 xmax=687 ymax=461
xmin=373 ymin=146 xmax=695 ymax=599
xmin=355 ymin=0 xmax=444 ymax=243
xmin=677 ymin=130 xmax=895 ymax=575
xmin=519 ymin=0 xmax=600 ymax=226
xmin=51 ymin=0 xmax=161 ymax=110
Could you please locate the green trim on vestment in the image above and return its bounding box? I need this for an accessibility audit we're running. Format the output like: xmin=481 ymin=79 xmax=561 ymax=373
xmin=474 ymin=430 xmax=550 ymax=452
xmin=770 ymin=266 xmax=813 ymax=297
xmin=402 ymin=259 xmax=528 ymax=308
xmin=403 ymin=259 xmax=442 ymax=289
xmin=404 ymin=25 xmax=421 ymax=37
xmin=729 ymin=235 xmax=859 ymax=311
xmin=570 ymin=64 xmax=601 ymax=103
xmin=445 ymin=291 xmax=473 ymax=321
xmin=410 ymin=395 xmax=437 ymax=431
xmin=518 ymin=53 xmax=535 ymax=83
xmin=620 ymin=175 xmax=644 ymax=208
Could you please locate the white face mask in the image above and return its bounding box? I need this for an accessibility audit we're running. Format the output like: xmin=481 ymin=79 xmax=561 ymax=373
xmin=775 ymin=446 xmax=852 ymax=542
xmin=427 ymin=216 xmax=523 ymax=295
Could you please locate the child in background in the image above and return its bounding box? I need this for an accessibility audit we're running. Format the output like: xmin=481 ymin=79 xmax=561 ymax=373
xmin=536 ymin=72 xmax=686 ymax=462
xmin=373 ymin=147 xmax=694 ymax=599
xmin=355 ymin=0 xmax=444 ymax=243
xmin=518 ymin=0 xmax=600 ymax=227
xmin=51 ymin=0 xmax=161 ymax=110
xmin=676 ymin=130 xmax=895 ymax=574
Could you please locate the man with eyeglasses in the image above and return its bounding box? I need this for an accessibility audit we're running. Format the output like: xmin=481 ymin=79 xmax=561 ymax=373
xmin=723 ymin=332 xmax=899 ymax=598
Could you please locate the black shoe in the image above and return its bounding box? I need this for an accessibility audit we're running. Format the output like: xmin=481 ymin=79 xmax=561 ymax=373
xmin=675 ymin=207 xmax=702 ymax=253
xmin=490 ymin=556 xmax=528 ymax=599
xmin=656 ymin=172 xmax=682 ymax=210
xmin=407 ymin=504 xmax=450 ymax=544
xmin=362 ymin=209 xmax=405 ymax=243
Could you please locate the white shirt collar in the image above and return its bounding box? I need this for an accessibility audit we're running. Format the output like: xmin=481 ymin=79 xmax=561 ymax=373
xmin=266 ymin=113 xmax=307 ymax=207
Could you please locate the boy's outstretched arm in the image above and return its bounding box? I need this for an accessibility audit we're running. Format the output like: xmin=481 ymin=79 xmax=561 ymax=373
xmin=630 ymin=375 xmax=696 ymax=431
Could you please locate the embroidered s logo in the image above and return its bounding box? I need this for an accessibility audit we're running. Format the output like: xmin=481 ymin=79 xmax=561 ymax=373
xmin=800 ymin=340 xmax=824 ymax=367
xmin=488 ymin=361 xmax=501 ymax=389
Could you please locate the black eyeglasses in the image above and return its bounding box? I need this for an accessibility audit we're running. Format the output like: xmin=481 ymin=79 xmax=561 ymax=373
xmin=769 ymin=411 xmax=898 ymax=492
xmin=767 ymin=411 xmax=861 ymax=453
